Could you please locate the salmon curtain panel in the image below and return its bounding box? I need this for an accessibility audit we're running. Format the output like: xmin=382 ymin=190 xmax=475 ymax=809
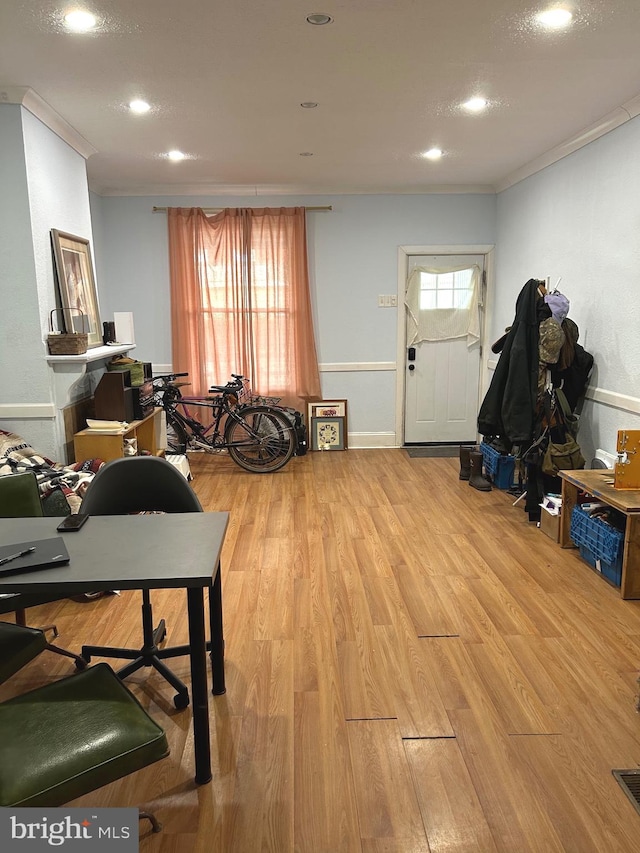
xmin=167 ymin=207 xmax=321 ymax=410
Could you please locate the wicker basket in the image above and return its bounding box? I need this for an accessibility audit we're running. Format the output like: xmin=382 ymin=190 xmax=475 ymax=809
xmin=47 ymin=308 xmax=89 ymax=355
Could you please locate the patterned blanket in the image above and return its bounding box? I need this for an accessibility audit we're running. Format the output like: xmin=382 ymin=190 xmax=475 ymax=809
xmin=0 ymin=430 xmax=103 ymax=514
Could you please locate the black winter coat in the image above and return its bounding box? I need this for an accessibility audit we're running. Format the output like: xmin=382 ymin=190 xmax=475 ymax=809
xmin=477 ymin=279 xmax=543 ymax=444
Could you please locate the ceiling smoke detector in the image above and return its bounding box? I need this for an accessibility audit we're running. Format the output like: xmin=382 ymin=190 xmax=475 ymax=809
xmin=306 ymin=13 xmax=333 ymax=25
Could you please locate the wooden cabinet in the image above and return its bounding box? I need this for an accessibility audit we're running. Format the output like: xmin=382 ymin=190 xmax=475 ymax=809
xmin=73 ymin=409 xmax=163 ymax=463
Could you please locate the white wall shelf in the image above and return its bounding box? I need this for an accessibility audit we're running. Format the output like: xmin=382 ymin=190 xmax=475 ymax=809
xmin=45 ymin=343 xmax=135 ymax=364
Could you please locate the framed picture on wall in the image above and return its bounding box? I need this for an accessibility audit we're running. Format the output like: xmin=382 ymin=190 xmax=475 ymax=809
xmin=51 ymin=230 xmax=102 ymax=348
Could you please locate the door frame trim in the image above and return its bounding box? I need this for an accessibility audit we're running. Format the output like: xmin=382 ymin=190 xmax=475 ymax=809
xmin=395 ymin=244 xmax=495 ymax=446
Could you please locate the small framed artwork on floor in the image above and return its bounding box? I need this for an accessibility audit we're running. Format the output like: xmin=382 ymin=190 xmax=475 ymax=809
xmin=311 ymin=416 xmax=345 ymax=451
xmin=307 ymin=399 xmax=348 ymax=450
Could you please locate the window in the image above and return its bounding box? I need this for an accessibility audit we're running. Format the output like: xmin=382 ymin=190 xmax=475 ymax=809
xmin=418 ymin=268 xmax=475 ymax=311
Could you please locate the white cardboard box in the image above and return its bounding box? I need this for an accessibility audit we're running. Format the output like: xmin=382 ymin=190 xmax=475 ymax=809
xmin=165 ymin=453 xmax=192 ymax=481
xmin=539 ymin=505 xmax=560 ymax=542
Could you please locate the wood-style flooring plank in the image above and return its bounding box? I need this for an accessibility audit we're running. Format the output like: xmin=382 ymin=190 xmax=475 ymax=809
xmin=4 ymin=448 xmax=640 ymax=853
xmin=405 ymin=738 xmax=499 ymax=853
xmin=346 ymin=719 xmax=429 ymax=849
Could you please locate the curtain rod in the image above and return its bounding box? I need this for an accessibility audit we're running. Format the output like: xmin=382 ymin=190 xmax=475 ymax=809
xmin=152 ymin=205 xmax=332 ymax=213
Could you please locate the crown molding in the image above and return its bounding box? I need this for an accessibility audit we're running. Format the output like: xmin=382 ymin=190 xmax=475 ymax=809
xmin=495 ymin=92 xmax=640 ymax=193
xmin=89 ymin=182 xmax=496 ymax=197
xmin=0 ymin=86 xmax=97 ymax=159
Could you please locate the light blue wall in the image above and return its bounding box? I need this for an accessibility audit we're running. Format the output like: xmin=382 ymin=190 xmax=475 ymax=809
xmin=0 ymin=106 xmax=42 ymax=402
xmin=91 ymin=193 xmax=496 ymax=438
xmin=495 ymin=113 xmax=640 ymax=462
xmin=0 ymin=105 xmax=94 ymax=458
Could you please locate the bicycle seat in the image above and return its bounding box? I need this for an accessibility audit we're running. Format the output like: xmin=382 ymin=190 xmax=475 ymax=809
xmin=209 ymin=385 xmax=239 ymax=394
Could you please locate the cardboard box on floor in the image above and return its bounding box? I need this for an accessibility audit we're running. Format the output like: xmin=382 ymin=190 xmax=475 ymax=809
xmin=539 ymin=505 xmax=560 ymax=542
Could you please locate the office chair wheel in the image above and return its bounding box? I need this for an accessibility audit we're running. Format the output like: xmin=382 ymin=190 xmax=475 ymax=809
xmin=173 ymin=691 xmax=190 ymax=710
xmin=77 ymin=654 xmax=91 ymax=669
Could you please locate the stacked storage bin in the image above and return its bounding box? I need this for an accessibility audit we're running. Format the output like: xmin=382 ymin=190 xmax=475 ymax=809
xmin=569 ymin=504 xmax=625 ymax=587
xmin=479 ymin=442 xmax=516 ymax=490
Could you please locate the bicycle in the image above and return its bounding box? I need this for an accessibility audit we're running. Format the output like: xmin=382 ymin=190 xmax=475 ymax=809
xmin=152 ymin=373 xmax=297 ymax=474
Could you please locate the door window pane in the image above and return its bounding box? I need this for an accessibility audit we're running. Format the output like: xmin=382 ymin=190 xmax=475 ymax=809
xmin=419 ymin=268 xmax=474 ymax=311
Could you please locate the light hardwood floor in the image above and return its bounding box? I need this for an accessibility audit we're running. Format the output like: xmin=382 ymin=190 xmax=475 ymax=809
xmin=3 ymin=449 xmax=640 ymax=851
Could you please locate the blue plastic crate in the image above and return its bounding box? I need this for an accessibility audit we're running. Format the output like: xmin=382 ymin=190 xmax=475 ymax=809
xmin=479 ymin=442 xmax=515 ymax=490
xmin=570 ymin=505 xmax=624 ymax=565
xmin=578 ymin=543 xmax=623 ymax=587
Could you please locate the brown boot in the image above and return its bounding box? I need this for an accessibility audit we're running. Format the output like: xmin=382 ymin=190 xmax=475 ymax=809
xmin=459 ymin=446 xmax=473 ymax=480
xmin=469 ymin=450 xmax=492 ymax=491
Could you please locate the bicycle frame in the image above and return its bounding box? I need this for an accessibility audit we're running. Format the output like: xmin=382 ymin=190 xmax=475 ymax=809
xmin=153 ymin=372 xmax=297 ymax=472
xmin=167 ymin=395 xmax=243 ymax=449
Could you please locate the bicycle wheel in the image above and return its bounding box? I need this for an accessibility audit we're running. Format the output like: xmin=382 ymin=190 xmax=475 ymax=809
xmin=166 ymin=413 xmax=188 ymax=454
xmin=225 ymin=406 xmax=295 ymax=473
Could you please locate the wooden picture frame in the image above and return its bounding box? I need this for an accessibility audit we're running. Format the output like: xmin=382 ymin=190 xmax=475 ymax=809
xmin=307 ymin=399 xmax=348 ymax=450
xmin=51 ymin=229 xmax=102 ymax=348
xmin=311 ymin=416 xmax=345 ymax=451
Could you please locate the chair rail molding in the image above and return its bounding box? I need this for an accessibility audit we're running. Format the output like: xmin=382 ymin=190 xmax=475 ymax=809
xmin=0 ymin=403 xmax=56 ymax=419
xmin=319 ymin=361 xmax=395 ymax=372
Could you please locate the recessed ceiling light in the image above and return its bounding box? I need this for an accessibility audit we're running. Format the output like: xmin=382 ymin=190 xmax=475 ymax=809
xmin=167 ymin=150 xmax=185 ymax=161
xmin=63 ymin=10 xmax=98 ymax=32
xmin=299 ymin=152 xmax=314 ymax=157
xmin=300 ymin=102 xmax=318 ymax=109
xmin=306 ymin=13 xmax=333 ymax=25
xmin=536 ymin=7 xmax=573 ymax=29
xmin=462 ymin=97 xmax=488 ymax=113
xmin=129 ymin=100 xmax=151 ymax=114
xmin=422 ymin=148 xmax=443 ymax=160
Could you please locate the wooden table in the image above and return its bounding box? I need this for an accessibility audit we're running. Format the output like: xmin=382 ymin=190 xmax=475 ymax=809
xmin=0 ymin=513 xmax=228 ymax=784
xmin=559 ymin=469 xmax=640 ymax=599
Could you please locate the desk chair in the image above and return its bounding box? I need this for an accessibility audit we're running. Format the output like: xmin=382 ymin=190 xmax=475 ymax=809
xmin=0 ymin=472 xmax=86 ymax=670
xmin=0 ymin=624 xmax=168 ymax=825
xmin=0 ymin=621 xmax=47 ymax=683
xmin=80 ymin=456 xmax=203 ymax=709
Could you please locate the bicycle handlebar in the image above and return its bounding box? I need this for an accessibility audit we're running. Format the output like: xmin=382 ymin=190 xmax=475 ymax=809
xmin=152 ymin=372 xmax=189 ymax=384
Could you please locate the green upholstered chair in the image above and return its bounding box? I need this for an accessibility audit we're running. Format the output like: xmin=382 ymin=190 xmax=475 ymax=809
xmin=0 ymin=663 xmax=169 ymax=814
xmin=0 ymin=471 xmax=44 ymax=516
xmin=0 ymin=624 xmax=169 ymax=827
xmin=0 ymin=472 xmax=87 ymax=669
xmin=0 ymin=621 xmax=47 ymax=683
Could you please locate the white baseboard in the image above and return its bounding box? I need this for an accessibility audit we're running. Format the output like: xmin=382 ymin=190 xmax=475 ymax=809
xmin=348 ymin=432 xmax=398 ymax=449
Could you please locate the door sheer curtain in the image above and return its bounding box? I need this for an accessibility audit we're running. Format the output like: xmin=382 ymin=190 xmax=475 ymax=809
xmin=167 ymin=207 xmax=321 ymax=410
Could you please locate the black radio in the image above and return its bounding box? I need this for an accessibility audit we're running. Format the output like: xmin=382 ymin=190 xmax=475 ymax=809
xmin=131 ymin=380 xmax=154 ymax=420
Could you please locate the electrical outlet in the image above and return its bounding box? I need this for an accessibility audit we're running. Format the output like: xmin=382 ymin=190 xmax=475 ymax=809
xmin=390 ymin=294 xmax=398 ymax=307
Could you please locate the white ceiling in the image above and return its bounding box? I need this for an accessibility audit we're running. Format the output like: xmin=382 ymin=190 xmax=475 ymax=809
xmin=2 ymin=1 xmax=640 ymax=196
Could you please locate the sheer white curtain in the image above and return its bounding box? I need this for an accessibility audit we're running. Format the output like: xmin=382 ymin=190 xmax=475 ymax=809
xmin=405 ymin=263 xmax=480 ymax=347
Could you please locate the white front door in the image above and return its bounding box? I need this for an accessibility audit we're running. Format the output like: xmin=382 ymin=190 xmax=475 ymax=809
xmin=403 ymin=254 xmax=484 ymax=444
